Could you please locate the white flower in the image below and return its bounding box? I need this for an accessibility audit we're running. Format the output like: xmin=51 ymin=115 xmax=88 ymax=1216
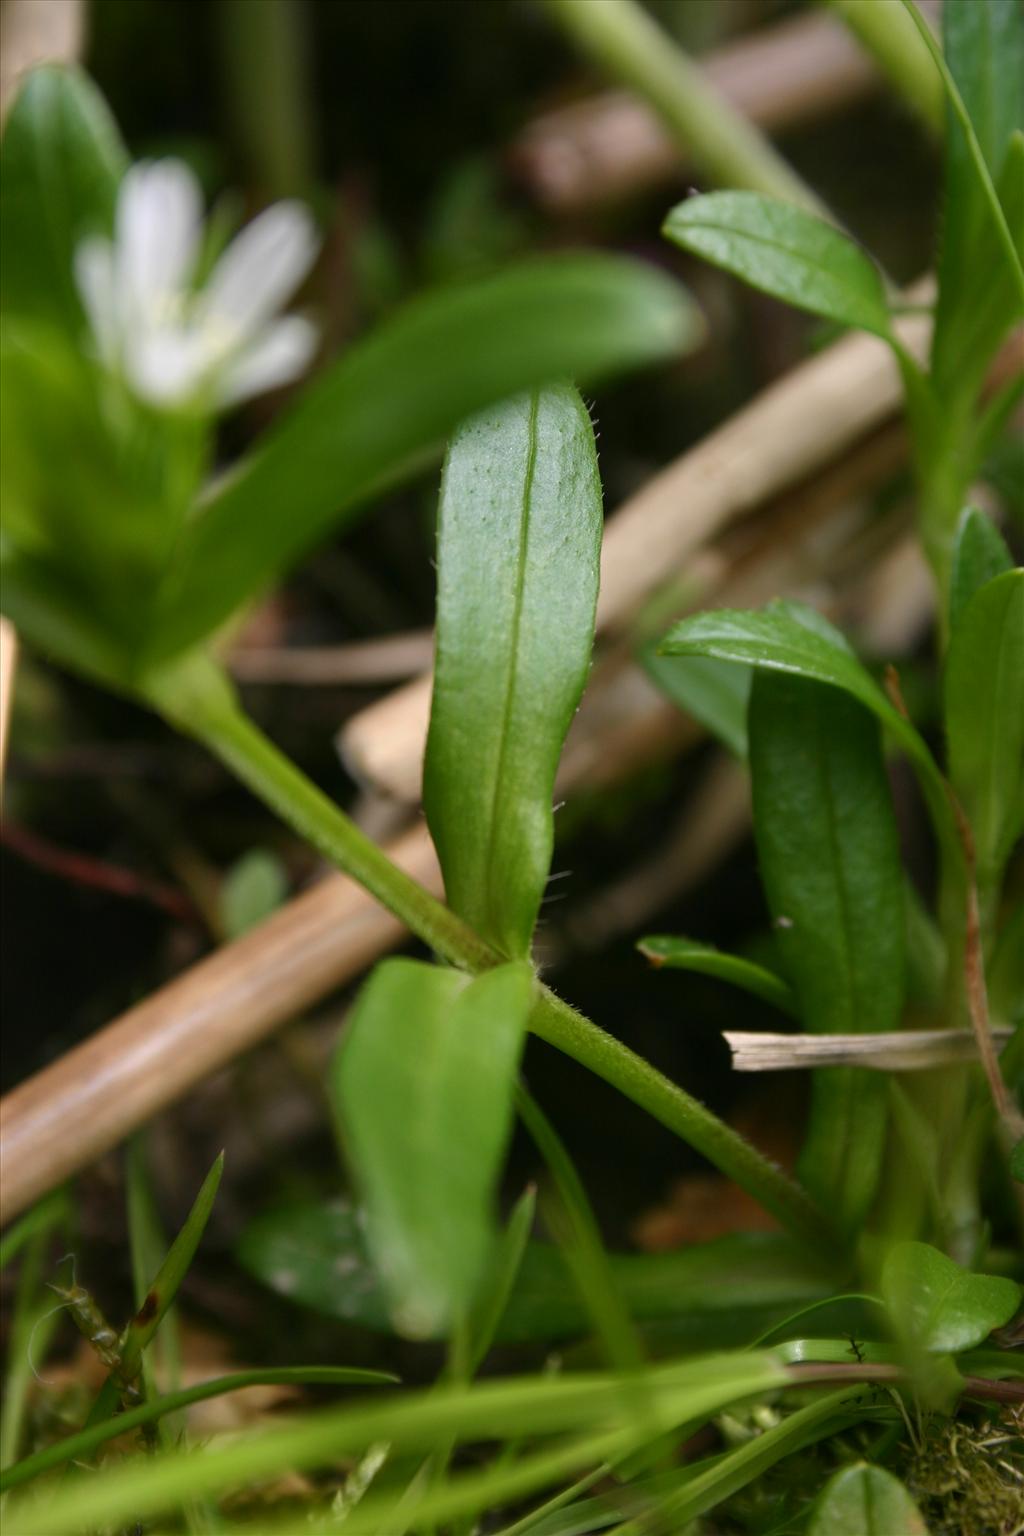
xmin=74 ymin=159 xmax=319 ymax=410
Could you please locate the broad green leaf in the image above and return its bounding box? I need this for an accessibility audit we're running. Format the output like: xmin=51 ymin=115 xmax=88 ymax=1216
xmin=0 ymin=66 xmax=126 ymax=333
xmin=332 ymin=958 xmax=532 ymax=1338
xmin=238 ymin=1202 xmax=836 ymax=1345
xmin=0 ymin=1366 xmax=396 ymax=1493
xmin=808 ymin=1463 xmax=927 ymax=1536
xmin=148 ymin=255 xmax=699 ymax=662
xmin=12 ymin=1353 xmax=788 ymax=1536
xmin=932 ymin=0 xmax=1024 ymax=398
xmin=662 ymin=191 xmax=893 ymax=341
xmin=423 ymin=384 xmax=602 ymax=957
xmin=638 ymin=935 xmax=796 ymax=1017
xmin=949 ymin=507 xmax=1014 ymax=632
xmin=659 ymin=600 xmax=956 ymax=858
xmin=944 ymin=569 xmax=1024 ymax=887
xmin=749 ymin=674 xmax=904 ymax=1231
xmin=640 ymin=647 xmax=751 ymax=759
xmin=882 ymin=1239 xmax=1023 ymax=1353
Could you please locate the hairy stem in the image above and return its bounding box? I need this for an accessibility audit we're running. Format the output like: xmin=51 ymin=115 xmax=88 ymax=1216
xmin=146 ymin=654 xmax=837 ymax=1251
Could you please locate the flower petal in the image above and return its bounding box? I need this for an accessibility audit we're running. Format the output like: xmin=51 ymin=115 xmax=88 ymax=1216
xmin=200 ymin=201 xmax=318 ymax=341
xmin=123 ymin=327 xmax=209 ymax=406
xmin=74 ymin=237 xmax=119 ymax=362
xmin=115 ymin=159 xmax=202 ymax=319
xmin=215 ymin=315 xmax=318 ymax=407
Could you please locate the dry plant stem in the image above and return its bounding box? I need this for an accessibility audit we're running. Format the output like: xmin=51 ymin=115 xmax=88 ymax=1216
xmin=510 ymin=9 xmax=878 ymax=214
xmin=542 ymin=0 xmax=827 ymax=217
xmin=726 ymin=1029 xmax=1014 ymax=1073
xmin=0 ymin=823 xmax=442 ymax=1225
xmin=229 ymin=628 xmax=434 ymax=685
xmin=785 ymin=1363 xmax=1024 ymax=1405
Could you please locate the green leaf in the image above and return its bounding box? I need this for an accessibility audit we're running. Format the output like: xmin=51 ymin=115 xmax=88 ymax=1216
xmin=882 ymin=1239 xmax=1023 ymax=1353
xmin=638 ymin=935 xmax=796 ymax=1017
xmin=808 ymin=1463 xmax=927 ymax=1536
xmin=662 ymin=191 xmax=893 ymax=341
xmin=749 ymin=674 xmax=904 ymax=1231
xmin=331 ymin=958 xmax=532 ymax=1338
xmin=0 ymin=66 xmax=126 ymax=333
xmin=0 ymin=1366 xmax=396 ymax=1493
xmin=659 ymin=600 xmax=956 ymax=859
xmin=944 ymin=569 xmax=1024 ymax=887
xmin=11 ymin=1353 xmax=789 ymax=1536
xmin=82 ymin=1153 xmax=224 ymax=1431
xmin=949 ymin=507 xmax=1014 ymax=632
xmin=1011 ymin=1138 xmax=1024 ymax=1182
xmin=238 ymin=1202 xmax=837 ymax=1345
xmin=923 ymin=0 xmax=1024 ymax=395
xmin=220 ymin=848 xmax=288 ymax=938
xmin=990 ymin=902 xmax=1024 ymax=1026
xmin=149 ymin=255 xmax=699 ymax=662
xmin=640 ymin=647 xmax=751 ymax=759
xmin=465 ymin=1186 xmax=537 ymax=1374
xmin=423 ymin=384 xmax=602 ymax=957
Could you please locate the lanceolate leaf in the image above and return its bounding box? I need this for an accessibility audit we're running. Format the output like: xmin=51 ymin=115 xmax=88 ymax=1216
xmin=882 ymin=1239 xmax=1022 ymax=1353
xmin=662 ymin=191 xmax=893 ymax=341
xmin=148 ymin=256 xmax=697 ymax=662
xmin=948 ymin=507 xmax=1014 ymax=631
xmin=331 ymin=958 xmax=533 ymax=1339
xmin=641 ymin=647 xmax=751 ymax=759
xmin=424 ymin=383 xmax=602 ymax=957
xmin=0 ymin=66 xmax=126 ymax=333
xmin=932 ymin=0 xmax=1024 ymax=397
xmin=808 ymin=1463 xmax=927 ymax=1536
xmin=660 ymin=601 xmax=956 ymax=859
xmin=944 ymin=569 xmax=1024 ymax=888
xmin=638 ymin=936 xmax=796 ymax=1017
xmin=238 ymin=1203 xmax=836 ymax=1344
xmin=749 ymin=674 xmax=904 ymax=1231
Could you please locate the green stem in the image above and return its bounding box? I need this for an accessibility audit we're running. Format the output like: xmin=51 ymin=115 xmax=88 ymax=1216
xmin=145 ymin=655 xmax=837 ymax=1251
xmin=543 ymin=0 xmax=827 ymax=216
xmin=530 ymin=991 xmax=835 ymax=1250
xmin=826 ymin=0 xmax=944 ymax=136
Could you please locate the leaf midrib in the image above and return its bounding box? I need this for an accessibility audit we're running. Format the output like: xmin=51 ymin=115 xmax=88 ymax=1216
xmin=482 ymin=388 xmax=541 ymax=953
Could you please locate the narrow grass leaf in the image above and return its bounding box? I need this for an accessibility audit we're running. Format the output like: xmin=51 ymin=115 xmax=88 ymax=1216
xmin=944 ymin=569 xmax=1024 ymax=890
xmin=749 ymin=674 xmax=904 ymax=1231
xmin=14 ymin=1355 xmax=788 ymax=1536
xmin=424 ymin=383 xmax=602 ymax=957
xmin=84 ymin=1152 xmax=224 ymax=1429
xmin=332 ymin=958 xmax=532 ymax=1338
xmin=466 ymin=1186 xmax=537 ymax=1373
xmin=149 ymin=257 xmax=698 ymax=661
xmin=0 ymin=65 xmax=126 ymax=332
xmin=0 ymin=1367 xmax=396 ymax=1493
xmin=638 ymin=935 xmax=796 ymax=1017
xmin=663 ymin=191 xmax=893 ymax=340
xmin=881 ymin=1240 xmax=1023 ymax=1353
